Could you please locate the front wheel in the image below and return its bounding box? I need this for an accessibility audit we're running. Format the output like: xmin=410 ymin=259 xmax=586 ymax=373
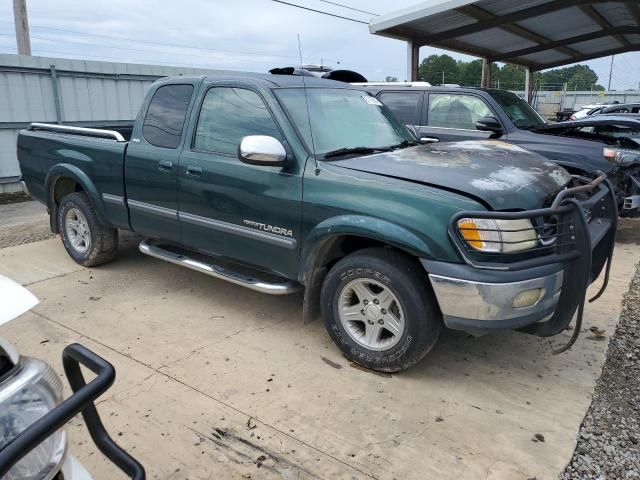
xmin=58 ymin=191 xmax=118 ymax=267
xmin=321 ymin=248 xmax=442 ymax=372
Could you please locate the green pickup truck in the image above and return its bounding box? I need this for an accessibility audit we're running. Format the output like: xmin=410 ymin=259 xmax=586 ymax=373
xmin=18 ymin=73 xmax=617 ymax=372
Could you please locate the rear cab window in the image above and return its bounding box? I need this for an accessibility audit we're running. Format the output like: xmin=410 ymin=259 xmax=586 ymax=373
xmin=143 ymin=84 xmax=194 ymax=148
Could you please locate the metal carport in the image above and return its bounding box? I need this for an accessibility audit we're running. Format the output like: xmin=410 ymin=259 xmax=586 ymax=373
xmin=369 ymin=0 xmax=640 ymax=99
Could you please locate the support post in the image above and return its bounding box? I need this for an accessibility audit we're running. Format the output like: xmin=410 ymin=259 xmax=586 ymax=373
xmin=525 ymin=67 xmax=532 ymax=104
xmin=13 ymin=0 xmax=31 ymax=55
xmin=481 ymin=58 xmax=492 ymax=88
xmin=50 ymin=65 xmax=63 ymax=124
xmin=406 ymin=41 xmax=419 ymax=82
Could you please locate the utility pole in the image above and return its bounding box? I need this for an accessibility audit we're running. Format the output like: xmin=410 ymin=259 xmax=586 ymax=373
xmin=442 ymin=71 xmax=445 ymax=85
xmin=13 ymin=0 xmax=31 ymax=55
xmin=607 ymin=55 xmax=614 ymax=91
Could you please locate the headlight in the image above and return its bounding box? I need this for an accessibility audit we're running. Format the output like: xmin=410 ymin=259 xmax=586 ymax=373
xmin=603 ymin=147 xmax=640 ymax=166
xmin=457 ymin=218 xmax=538 ymax=253
xmin=0 ymin=357 xmax=67 ymax=480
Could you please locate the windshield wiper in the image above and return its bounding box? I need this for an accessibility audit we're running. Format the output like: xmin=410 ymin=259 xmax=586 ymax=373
xmin=387 ymin=140 xmax=419 ymax=149
xmin=323 ymin=146 xmax=392 ymax=159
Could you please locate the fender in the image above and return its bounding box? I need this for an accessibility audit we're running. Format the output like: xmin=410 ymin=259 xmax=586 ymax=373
xmin=299 ymin=214 xmax=449 ymax=284
xmin=45 ymin=164 xmax=112 ymax=231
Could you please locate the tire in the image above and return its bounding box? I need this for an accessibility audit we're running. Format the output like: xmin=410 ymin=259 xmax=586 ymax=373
xmin=321 ymin=248 xmax=442 ymax=372
xmin=57 ymin=191 xmax=118 ymax=267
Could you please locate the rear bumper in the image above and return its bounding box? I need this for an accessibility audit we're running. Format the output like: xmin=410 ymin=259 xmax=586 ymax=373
xmin=424 ymin=260 xmax=563 ymax=332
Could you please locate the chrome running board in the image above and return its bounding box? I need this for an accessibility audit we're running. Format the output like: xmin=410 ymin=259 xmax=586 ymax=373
xmin=139 ymin=239 xmax=300 ymax=295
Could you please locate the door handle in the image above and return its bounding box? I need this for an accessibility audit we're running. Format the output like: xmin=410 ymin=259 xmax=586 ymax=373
xmin=186 ymin=165 xmax=203 ymax=178
xmin=420 ymin=137 xmax=440 ymax=143
xmin=158 ymin=160 xmax=173 ymax=172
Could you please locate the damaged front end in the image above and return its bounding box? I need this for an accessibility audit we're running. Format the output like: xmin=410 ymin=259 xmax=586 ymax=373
xmin=604 ymin=147 xmax=640 ymax=216
xmin=427 ymin=172 xmax=617 ymax=352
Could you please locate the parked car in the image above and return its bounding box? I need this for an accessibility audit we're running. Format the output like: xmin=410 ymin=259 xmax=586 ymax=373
xmin=0 ymin=275 xmax=145 ymax=479
xmin=569 ymin=103 xmax=610 ymax=120
xmin=362 ymin=84 xmax=640 ymax=216
xmin=17 ymin=74 xmax=616 ymax=372
xmin=600 ymin=103 xmax=640 ymax=115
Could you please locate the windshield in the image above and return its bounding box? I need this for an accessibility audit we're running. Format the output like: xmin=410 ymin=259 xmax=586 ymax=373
xmin=488 ymin=90 xmax=546 ymax=129
xmin=275 ymin=88 xmax=415 ymax=157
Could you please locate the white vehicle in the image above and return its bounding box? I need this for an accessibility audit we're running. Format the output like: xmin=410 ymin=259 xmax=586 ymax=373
xmin=0 ymin=275 xmax=144 ymax=479
xmin=570 ymin=103 xmax=610 ymax=120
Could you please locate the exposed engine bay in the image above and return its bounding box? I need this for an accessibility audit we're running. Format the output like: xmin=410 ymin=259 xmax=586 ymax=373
xmin=533 ymin=116 xmax=640 ymax=216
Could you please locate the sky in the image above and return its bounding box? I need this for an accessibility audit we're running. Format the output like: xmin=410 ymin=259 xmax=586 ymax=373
xmin=0 ymin=0 xmax=639 ymax=90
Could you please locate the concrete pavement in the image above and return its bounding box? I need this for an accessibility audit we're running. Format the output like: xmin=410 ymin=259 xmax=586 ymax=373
xmin=1 ymin=203 xmax=639 ymax=479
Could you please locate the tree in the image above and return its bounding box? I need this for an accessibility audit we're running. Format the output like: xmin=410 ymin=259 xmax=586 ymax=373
xmin=536 ymin=64 xmax=603 ymax=90
xmin=415 ymin=54 xmax=605 ymax=91
xmin=458 ymin=59 xmax=483 ymax=87
xmin=418 ymin=54 xmax=459 ymax=84
xmin=495 ymin=64 xmax=526 ymax=90
xmin=385 ymin=75 xmax=398 ymax=82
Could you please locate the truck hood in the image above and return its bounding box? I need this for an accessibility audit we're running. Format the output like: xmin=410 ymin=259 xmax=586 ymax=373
xmin=331 ymin=140 xmax=572 ymax=210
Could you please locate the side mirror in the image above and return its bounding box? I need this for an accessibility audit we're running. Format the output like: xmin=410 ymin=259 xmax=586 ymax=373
xmin=238 ymin=135 xmax=287 ymax=166
xmin=476 ymin=116 xmax=503 ymax=133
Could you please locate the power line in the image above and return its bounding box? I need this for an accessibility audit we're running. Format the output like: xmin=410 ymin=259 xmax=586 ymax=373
xmin=0 ymin=44 xmax=279 ymax=71
xmin=314 ymin=0 xmax=378 ymax=16
xmin=0 ymin=28 xmax=379 ymax=73
xmin=0 ymin=33 xmax=296 ymax=64
xmin=0 ymin=32 xmax=383 ymax=76
xmin=0 ymin=19 xmax=302 ymax=60
xmin=270 ymin=0 xmax=369 ymax=24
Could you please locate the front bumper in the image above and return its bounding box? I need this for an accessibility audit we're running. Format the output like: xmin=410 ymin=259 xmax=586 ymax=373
xmin=425 ymin=173 xmax=617 ymax=336
xmin=0 ymin=344 xmax=145 ymax=480
xmin=425 ymin=260 xmax=563 ymax=333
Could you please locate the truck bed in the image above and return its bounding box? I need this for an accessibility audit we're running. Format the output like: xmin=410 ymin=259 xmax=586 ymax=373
xmin=18 ymin=123 xmax=131 ymax=230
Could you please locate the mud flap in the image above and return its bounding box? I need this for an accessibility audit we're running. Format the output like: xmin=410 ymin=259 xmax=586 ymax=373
xmin=302 ymin=266 xmax=327 ymax=324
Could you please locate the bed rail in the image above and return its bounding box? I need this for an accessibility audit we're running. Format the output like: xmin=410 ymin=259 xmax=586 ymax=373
xmin=29 ymin=122 xmax=126 ymax=142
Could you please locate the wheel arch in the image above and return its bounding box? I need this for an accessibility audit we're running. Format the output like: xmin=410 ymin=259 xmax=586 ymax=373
xmin=45 ymin=164 xmax=111 ymax=233
xmin=299 ymin=215 xmax=439 ymax=323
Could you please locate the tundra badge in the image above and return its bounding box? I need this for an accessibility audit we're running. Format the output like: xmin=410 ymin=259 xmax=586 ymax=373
xmin=243 ymin=220 xmax=293 ymax=237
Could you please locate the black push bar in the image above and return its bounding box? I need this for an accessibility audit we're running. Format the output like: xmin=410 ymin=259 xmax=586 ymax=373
xmin=449 ymin=171 xmax=613 ymax=271
xmin=0 ymin=343 xmax=145 ymax=479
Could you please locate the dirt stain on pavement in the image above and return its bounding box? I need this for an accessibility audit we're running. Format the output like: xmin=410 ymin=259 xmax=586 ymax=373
xmin=321 ymin=356 xmax=342 ymax=369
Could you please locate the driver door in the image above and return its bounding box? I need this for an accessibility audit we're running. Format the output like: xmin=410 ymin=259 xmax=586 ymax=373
xmin=177 ymin=85 xmax=303 ymax=279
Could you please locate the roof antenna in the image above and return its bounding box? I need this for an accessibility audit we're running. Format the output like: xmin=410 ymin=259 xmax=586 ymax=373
xmin=297 ymin=34 xmax=319 ymax=173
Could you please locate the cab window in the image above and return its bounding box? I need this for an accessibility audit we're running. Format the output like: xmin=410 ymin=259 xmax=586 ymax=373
xmin=193 ymin=87 xmax=283 ymax=155
xmin=427 ymin=93 xmax=492 ymax=130
xmin=378 ymin=91 xmax=422 ymax=125
xmin=142 ymin=84 xmax=194 ymax=149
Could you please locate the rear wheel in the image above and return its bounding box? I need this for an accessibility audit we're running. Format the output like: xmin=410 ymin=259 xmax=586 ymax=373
xmin=321 ymin=248 xmax=442 ymax=372
xmin=58 ymin=192 xmax=118 ymax=267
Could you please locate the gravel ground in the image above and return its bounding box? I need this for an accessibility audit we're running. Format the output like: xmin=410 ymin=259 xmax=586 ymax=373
xmin=0 ymin=198 xmax=53 ymax=248
xmin=561 ymin=265 xmax=640 ymax=479
xmin=0 ymin=192 xmax=31 ymax=205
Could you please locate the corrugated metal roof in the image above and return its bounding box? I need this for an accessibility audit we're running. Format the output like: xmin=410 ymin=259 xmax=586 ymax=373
xmin=370 ymin=0 xmax=640 ymax=70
